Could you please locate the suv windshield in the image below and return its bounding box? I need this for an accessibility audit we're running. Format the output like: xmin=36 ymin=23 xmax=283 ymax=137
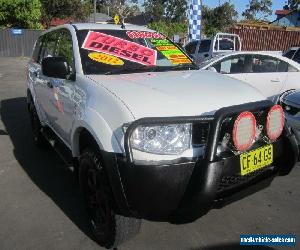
xmin=76 ymin=29 xmax=197 ymax=74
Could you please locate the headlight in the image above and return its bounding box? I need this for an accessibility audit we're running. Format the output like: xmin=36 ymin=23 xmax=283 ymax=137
xmin=130 ymin=123 xmax=192 ymax=155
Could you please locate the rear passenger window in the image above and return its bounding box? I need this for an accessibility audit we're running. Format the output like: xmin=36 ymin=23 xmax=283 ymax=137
xmin=277 ymin=60 xmax=289 ymax=72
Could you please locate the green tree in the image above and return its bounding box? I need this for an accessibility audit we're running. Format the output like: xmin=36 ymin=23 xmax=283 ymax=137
xmin=202 ymin=2 xmax=238 ymax=37
xmin=144 ymin=0 xmax=187 ymax=22
xmin=41 ymin=0 xmax=92 ymax=28
xmin=242 ymin=0 xmax=272 ymax=21
xmin=144 ymin=0 xmax=166 ymax=21
xmin=285 ymin=0 xmax=300 ymax=10
xmin=91 ymin=0 xmax=140 ymax=20
xmin=148 ymin=21 xmax=187 ymax=37
xmin=109 ymin=0 xmax=140 ymax=21
xmin=0 ymin=0 xmax=42 ymax=29
xmin=165 ymin=0 xmax=187 ymax=22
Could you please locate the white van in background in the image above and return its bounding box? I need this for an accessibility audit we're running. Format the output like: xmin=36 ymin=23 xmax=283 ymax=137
xmin=185 ymin=33 xmax=241 ymax=63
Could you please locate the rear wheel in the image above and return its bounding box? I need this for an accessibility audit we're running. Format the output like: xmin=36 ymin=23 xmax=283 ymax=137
xmin=28 ymin=98 xmax=49 ymax=148
xmin=79 ymin=148 xmax=141 ymax=248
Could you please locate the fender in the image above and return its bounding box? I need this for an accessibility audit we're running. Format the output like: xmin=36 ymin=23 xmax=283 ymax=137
xmin=71 ymin=108 xmax=132 ymax=216
xmin=71 ymin=107 xmax=123 ymax=157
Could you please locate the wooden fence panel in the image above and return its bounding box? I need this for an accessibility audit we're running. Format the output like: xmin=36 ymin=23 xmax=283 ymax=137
xmin=0 ymin=29 xmax=42 ymax=57
xmin=228 ymin=28 xmax=300 ymax=51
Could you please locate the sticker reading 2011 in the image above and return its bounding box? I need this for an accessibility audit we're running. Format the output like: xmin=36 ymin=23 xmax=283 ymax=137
xmin=82 ymin=31 xmax=157 ymax=66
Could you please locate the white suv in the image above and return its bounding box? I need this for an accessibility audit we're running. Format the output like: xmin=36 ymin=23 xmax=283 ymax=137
xmin=26 ymin=23 xmax=298 ymax=248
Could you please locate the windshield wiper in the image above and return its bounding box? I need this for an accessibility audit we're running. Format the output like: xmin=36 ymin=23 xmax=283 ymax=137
xmin=169 ymin=63 xmax=199 ymax=71
xmin=104 ymin=65 xmax=159 ymax=75
xmin=104 ymin=63 xmax=199 ymax=75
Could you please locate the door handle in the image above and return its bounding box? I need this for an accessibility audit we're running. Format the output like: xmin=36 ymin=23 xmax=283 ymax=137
xmin=47 ymin=81 xmax=53 ymax=88
xmin=271 ymin=79 xmax=280 ymax=83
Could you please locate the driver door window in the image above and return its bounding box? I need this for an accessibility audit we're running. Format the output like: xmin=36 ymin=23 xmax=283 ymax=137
xmin=50 ymin=29 xmax=76 ymax=144
xmin=56 ymin=30 xmax=75 ymax=74
xmin=38 ymin=31 xmax=59 ymax=64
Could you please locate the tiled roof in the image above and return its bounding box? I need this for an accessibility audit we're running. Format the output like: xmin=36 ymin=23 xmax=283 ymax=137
xmin=275 ymin=10 xmax=293 ymax=16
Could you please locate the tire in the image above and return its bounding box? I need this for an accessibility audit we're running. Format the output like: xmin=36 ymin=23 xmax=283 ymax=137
xmin=28 ymin=98 xmax=49 ymax=148
xmin=79 ymin=148 xmax=141 ymax=249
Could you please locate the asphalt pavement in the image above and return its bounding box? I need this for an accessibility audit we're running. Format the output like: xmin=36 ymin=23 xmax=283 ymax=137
xmin=0 ymin=57 xmax=299 ymax=250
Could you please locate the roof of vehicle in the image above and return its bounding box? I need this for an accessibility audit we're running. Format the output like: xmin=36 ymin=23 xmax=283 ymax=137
xmin=41 ymin=23 xmax=156 ymax=36
xmin=72 ymin=22 xmax=154 ymax=32
xmin=199 ymin=50 xmax=300 ymax=69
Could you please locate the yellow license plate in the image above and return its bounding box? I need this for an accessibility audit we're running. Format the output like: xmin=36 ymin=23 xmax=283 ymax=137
xmin=240 ymin=145 xmax=273 ymax=176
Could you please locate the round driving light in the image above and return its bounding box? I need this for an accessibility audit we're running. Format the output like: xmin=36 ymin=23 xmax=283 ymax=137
xmin=266 ymin=105 xmax=285 ymax=141
xmin=232 ymin=111 xmax=256 ymax=151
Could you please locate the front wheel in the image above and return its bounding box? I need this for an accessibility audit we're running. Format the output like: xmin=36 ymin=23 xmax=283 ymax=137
xmin=79 ymin=148 xmax=141 ymax=249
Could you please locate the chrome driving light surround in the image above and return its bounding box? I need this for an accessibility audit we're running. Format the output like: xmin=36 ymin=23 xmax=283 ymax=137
xmin=266 ymin=105 xmax=285 ymax=141
xmin=130 ymin=123 xmax=192 ymax=155
xmin=232 ymin=111 xmax=257 ymax=152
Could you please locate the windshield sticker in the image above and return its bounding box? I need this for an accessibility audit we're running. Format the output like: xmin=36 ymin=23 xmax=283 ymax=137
xmin=151 ymin=39 xmax=191 ymax=64
xmin=151 ymin=39 xmax=173 ymax=46
xmin=88 ymin=52 xmax=124 ymax=66
xmin=82 ymin=31 xmax=157 ymax=66
xmin=126 ymin=31 xmax=165 ymax=40
xmin=156 ymin=45 xmax=178 ymax=51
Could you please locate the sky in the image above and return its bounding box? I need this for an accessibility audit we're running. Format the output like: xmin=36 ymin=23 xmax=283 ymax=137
xmin=138 ymin=0 xmax=287 ymax=21
xmin=203 ymin=0 xmax=286 ymax=21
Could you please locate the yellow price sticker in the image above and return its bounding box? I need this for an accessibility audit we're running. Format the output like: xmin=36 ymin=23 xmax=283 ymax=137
xmin=88 ymin=52 xmax=124 ymax=66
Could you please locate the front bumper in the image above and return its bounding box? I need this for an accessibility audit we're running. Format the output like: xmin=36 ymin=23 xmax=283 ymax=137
xmin=117 ymin=134 xmax=298 ymax=223
xmin=104 ymin=101 xmax=299 ymax=223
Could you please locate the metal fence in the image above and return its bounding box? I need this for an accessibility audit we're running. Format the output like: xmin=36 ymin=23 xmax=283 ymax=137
xmin=228 ymin=28 xmax=300 ymax=51
xmin=0 ymin=29 xmax=42 ymax=57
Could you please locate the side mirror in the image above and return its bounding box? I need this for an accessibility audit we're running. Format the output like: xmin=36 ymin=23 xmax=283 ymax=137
xmin=207 ymin=66 xmax=217 ymax=73
xmin=42 ymin=57 xmax=70 ymax=79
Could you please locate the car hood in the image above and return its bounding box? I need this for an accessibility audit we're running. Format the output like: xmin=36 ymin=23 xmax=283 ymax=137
xmin=87 ymin=70 xmax=265 ymax=119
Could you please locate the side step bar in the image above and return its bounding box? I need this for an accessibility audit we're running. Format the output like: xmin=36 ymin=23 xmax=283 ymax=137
xmin=41 ymin=127 xmax=74 ymax=169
